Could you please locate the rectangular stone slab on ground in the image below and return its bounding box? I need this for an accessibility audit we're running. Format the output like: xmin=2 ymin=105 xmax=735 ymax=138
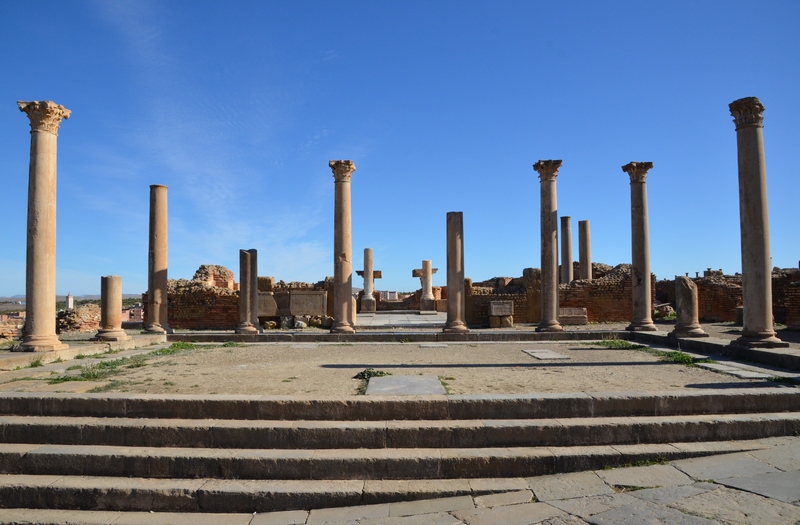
xmin=366 ymin=375 xmax=446 ymax=395
xmin=523 ymin=349 xmax=571 ymax=360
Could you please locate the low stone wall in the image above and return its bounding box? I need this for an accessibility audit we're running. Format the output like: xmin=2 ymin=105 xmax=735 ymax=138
xmin=0 ymin=321 xmax=21 ymax=339
xmin=57 ymin=304 xmax=101 ymax=333
xmin=787 ymin=281 xmax=800 ymax=330
xmin=143 ymin=279 xmax=239 ymax=330
xmin=466 ymin=291 xmax=528 ymax=326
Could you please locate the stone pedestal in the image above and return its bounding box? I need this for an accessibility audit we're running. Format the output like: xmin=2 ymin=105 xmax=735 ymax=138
xmin=360 ymin=248 xmax=377 ymax=313
xmin=534 ymin=160 xmax=564 ymax=332
xmin=236 ymin=249 xmax=259 ymax=334
xmin=146 ymin=185 xmax=170 ymax=334
xmin=18 ymin=101 xmax=71 ymax=352
xmin=729 ymin=97 xmax=788 ymax=348
xmin=578 ymin=220 xmax=592 ymax=280
xmin=330 ymin=160 xmax=355 ymax=333
xmin=560 ymin=216 xmax=573 ymax=284
xmin=443 ymin=212 xmax=468 ymax=333
xmin=669 ymin=276 xmax=708 ymax=339
xmin=93 ymin=275 xmax=130 ymax=342
xmin=622 ymin=162 xmax=657 ymax=332
xmin=413 ymin=260 xmax=438 ymax=311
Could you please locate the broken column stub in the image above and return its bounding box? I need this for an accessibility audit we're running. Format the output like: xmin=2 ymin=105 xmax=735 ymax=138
xmin=729 ymin=97 xmax=787 ymax=348
xmin=413 ymin=260 xmax=438 ymax=312
xmin=669 ymin=276 xmax=709 ymax=339
xmin=18 ymin=101 xmax=71 ymax=352
xmin=443 ymin=212 xmax=469 ymax=333
xmin=330 ymin=160 xmax=355 ymax=333
xmin=534 ymin=160 xmax=564 ymax=332
xmin=622 ymin=161 xmax=657 ymax=332
xmin=93 ymin=275 xmax=130 ymax=342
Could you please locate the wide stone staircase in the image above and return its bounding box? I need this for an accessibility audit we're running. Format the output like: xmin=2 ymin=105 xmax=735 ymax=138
xmin=0 ymin=388 xmax=799 ymax=514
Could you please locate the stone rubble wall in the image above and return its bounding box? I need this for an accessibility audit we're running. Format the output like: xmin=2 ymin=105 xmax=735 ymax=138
xmin=559 ymin=265 xmax=652 ymax=323
xmin=143 ymin=271 xmax=240 ymax=330
xmin=0 ymin=321 xmax=22 ymax=339
xmin=57 ymin=304 xmax=101 ymax=333
xmin=786 ymin=281 xmax=800 ymax=330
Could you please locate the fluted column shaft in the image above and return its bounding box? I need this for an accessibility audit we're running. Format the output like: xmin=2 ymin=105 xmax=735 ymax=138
xmin=560 ymin=216 xmax=573 ymax=283
xmin=443 ymin=212 xmax=468 ymax=333
xmin=579 ymin=220 xmax=592 ymax=280
xmin=330 ymin=160 xmax=355 ymax=333
xmin=534 ymin=160 xmax=564 ymax=332
xmin=729 ymin=97 xmax=786 ymax=347
xmin=94 ymin=275 xmax=130 ymax=341
xmin=146 ymin=185 xmax=170 ymax=334
xmin=18 ymin=101 xmax=70 ymax=352
xmin=622 ymin=162 xmax=657 ymax=331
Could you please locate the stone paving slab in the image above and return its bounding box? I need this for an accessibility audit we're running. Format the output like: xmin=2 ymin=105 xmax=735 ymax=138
xmin=548 ymin=493 xmax=640 ymax=520
xmin=388 ymin=495 xmax=475 ymax=517
xmin=366 ymin=375 xmax=446 ymax=395
xmin=524 ymin=349 xmax=571 ymax=360
xmin=748 ymin=441 xmax=800 ymax=470
xmin=527 ymin=471 xmax=614 ymax=501
xmin=716 ymin=470 xmax=800 ymax=504
xmin=587 ymin=498 xmax=721 ymax=524
xmin=628 ymin=482 xmax=718 ymax=505
xmin=453 ymin=501 xmax=565 ymax=525
xmin=358 ymin=513 xmax=463 ymax=525
xmin=251 ymin=509 xmax=309 ymax=525
xmin=671 ymin=451 xmax=780 ymax=480
xmin=596 ymin=464 xmax=694 ymax=488
xmin=473 ymin=489 xmax=533 ymax=508
xmin=307 ymin=502 xmax=389 ymax=523
xmin=669 ymin=486 xmax=800 ymax=524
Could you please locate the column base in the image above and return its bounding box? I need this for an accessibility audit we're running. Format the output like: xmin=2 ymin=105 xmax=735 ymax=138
xmin=145 ymin=324 xmax=167 ymax=334
xmin=668 ymin=328 xmax=709 ymax=340
xmin=330 ymin=322 xmax=355 ymax=333
xmin=443 ymin=322 xmax=469 ymax=333
xmin=17 ymin=335 xmax=68 ymax=352
xmin=536 ymin=321 xmax=564 ymax=332
xmin=361 ymin=298 xmax=377 ymax=313
xmin=92 ymin=330 xmax=131 ymax=342
xmin=420 ymin=298 xmax=436 ymax=312
xmin=626 ymin=321 xmax=658 ymax=332
xmin=731 ymin=334 xmax=789 ymax=349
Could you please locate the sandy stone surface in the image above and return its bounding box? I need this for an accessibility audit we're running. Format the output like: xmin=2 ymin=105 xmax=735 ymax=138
xmin=0 ymin=337 xmax=775 ymax=396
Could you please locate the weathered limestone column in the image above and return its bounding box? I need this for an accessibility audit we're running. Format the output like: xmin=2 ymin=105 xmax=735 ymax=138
xmin=622 ymin=162 xmax=657 ymax=332
xmin=413 ymin=260 xmax=438 ymax=311
xmin=361 ymin=248 xmax=376 ymax=313
xmin=560 ymin=216 xmax=573 ymax=283
xmin=729 ymin=97 xmax=787 ymax=348
xmin=533 ymin=160 xmax=564 ymax=332
xmin=330 ymin=160 xmax=355 ymax=333
xmin=443 ymin=212 xmax=469 ymax=333
xmin=579 ymin=220 xmax=592 ymax=280
xmin=669 ymin=276 xmax=708 ymax=339
xmin=18 ymin=101 xmax=71 ymax=352
xmin=146 ymin=184 xmax=170 ymax=334
xmin=93 ymin=275 xmax=130 ymax=342
xmin=248 ymin=249 xmax=259 ymax=330
xmin=236 ymin=249 xmax=258 ymax=334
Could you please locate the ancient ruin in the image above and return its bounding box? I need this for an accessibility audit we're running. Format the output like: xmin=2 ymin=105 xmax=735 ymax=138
xmin=92 ymin=275 xmax=130 ymax=342
xmin=443 ymin=211 xmax=469 ymax=333
xmin=412 ymin=260 xmax=438 ymax=313
xmin=330 ymin=160 xmax=356 ymax=333
xmin=146 ymin=184 xmax=170 ymax=334
xmin=533 ymin=160 xmax=564 ymax=332
xmin=560 ymin=216 xmax=573 ymax=284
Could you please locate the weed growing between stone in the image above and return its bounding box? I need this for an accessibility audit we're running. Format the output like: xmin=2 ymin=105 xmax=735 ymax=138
xmin=585 ymin=339 xmax=648 ymax=350
xmin=354 ymin=368 xmax=391 ymax=395
xmin=26 ymin=358 xmax=43 ymax=368
xmin=439 ymin=375 xmax=455 ymax=394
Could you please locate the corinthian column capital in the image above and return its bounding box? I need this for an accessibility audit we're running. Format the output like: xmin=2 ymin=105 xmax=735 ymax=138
xmin=18 ymin=100 xmax=71 ymax=135
xmin=329 ymin=160 xmax=356 ymax=182
xmin=729 ymin=97 xmax=765 ymax=130
xmin=622 ymin=161 xmax=654 ymax=183
xmin=533 ymin=160 xmax=562 ymax=181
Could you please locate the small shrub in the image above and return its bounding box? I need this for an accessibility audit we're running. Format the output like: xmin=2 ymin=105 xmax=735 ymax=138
xmin=26 ymin=358 xmax=43 ymax=368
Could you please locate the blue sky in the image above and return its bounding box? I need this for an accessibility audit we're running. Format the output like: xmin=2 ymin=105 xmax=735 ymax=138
xmin=1 ymin=1 xmax=798 ymax=296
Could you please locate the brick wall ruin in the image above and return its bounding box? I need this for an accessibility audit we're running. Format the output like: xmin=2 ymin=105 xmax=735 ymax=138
xmin=57 ymin=304 xmax=101 ymax=333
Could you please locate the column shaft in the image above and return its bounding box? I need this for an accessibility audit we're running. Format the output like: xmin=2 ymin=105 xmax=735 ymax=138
xmin=579 ymin=220 xmax=592 ymax=280
xmin=534 ymin=160 xmax=563 ymax=332
xmin=249 ymin=249 xmax=259 ymax=330
xmin=236 ymin=249 xmax=258 ymax=334
xmin=18 ymin=101 xmax=70 ymax=352
xmin=560 ymin=216 xmax=573 ymax=283
xmin=443 ymin=212 xmax=468 ymax=332
xmin=361 ymin=248 xmax=376 ymax=313
xmin=669 ymin=276 xmax=708 ymax=338
xmin=330 ymin=160 xmax=355 ymax=333
xmin=146 ymin=185 xmax=170 ymax=333
xmin=94 ymin=275 xmax=130 ymax=341
xmin=623 ymin=162 xmax=657 ymax=331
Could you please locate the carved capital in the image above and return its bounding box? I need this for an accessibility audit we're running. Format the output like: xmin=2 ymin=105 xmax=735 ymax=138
xmin=18 ymin=100 xmax=71 ymax=135
xmin=729 ymin=97 xmax=764 ymax=130
xmin=533 ymin=160 xmax=562 ymax=181
xmin=329 ymin=160 xmax=356 ymax=182
xmin=621 ymin=161 xmax=653 ymax=183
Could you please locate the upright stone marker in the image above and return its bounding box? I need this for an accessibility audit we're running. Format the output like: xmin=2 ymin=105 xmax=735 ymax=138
xmin=360 ymin=248 xmax=377 ymax=313
xmin=622 ymin=162 xmax=657 ymax=332
xmin=236 ymin=249 xmax=258 ymax=334
xmin=533 ymin=160 xmax=564 ymax=332
xmin=146 ymin=184 xmax=170 ymax=334
xmin=413 ymin=260 xmax=438 ymax=311
xmin=443 ymin=212 xmax=468 ymax=333
xmin=729 ymin=97 xmax=788 ymax=348
xmin=669 ymin=276 xmax=708 ymax=339
xmin=560 ymin=216 xmax=573 ymax=283
xmin=93 ymin=275 xmax=130 ymax=342
xmin=579 ymin=220 xmax=592 ymax=280
xmin=18 ymin=101 xmax=71 ymax=352
xmin=330 ymin=160 xmax=355 ymax=333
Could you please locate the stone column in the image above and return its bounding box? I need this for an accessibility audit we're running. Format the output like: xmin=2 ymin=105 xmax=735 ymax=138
xmin=413 ymin=260 xmax=438 ymax=311
xmin=533 ymin=160 xmax=564 ymax=332
xmin=146 ymin=184 xmax=170 ymax=334
xmin=330 ymin=160 xmax=355 ymax=333
xmin=729 ymin=97 xmax=787 ymax=348
xmin=622 ymin=162 xmax=657 ymax=332
xmin=579 ymin=220 xmax=592 ymax=280
xmin=361 ymin=248 xmax=376 ymax=313
xmin=18 ymin=101 xmax=71 ymax=352
xmin=248 ymin=249 xmax=259 ymax=330
xmin=669 ymin=276 xmax=708 ymax=339
xmin=93 ymin=275 xmax=130 ymax=342
xmin=560 ymin=216 xmax=573 ymax=284
xmin=236 ymin=249 xmax=258 ymax=334
xmin=443 ymin=212 xmax=468 ymax=332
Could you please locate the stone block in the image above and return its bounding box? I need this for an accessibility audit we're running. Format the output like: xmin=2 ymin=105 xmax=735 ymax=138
xmin=500 ymin=315 xmax=513 ymax=327
xmin=257 ymin=293 xmax=279 ymax=317
xmin=257 ymin=276 xmax=275 ymax=292
xmin=289 ymin=291 xmax=327 ymax=317
xmin=489 ymin=301 xmax=513 ymax=317
xmin=489 ymin=316 xmax=501 ymax=328
xmin=559 ymin=307 xmax=588 ymax=325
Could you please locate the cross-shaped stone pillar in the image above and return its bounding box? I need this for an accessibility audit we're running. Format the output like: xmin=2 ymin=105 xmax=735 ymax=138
xmin=412 ymin=260 xmax=438 ymax=311
xmin=356 ymin=248 xmax=382 ymax=313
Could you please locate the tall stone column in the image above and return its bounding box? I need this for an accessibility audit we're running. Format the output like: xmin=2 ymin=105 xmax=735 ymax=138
xmin=729 ymin=97 xmax=787 ymax=347
xmin=413 ymin=260 xmax=438 ymax=311
xmin=361 ymin=248 xmax=376 ymax=313
xmin=579 ymin=220 xmax=592 ymax=280
xmin=533 ymin=160 xmax=564 ymax=332
xmin=248 ymin=249 xmax=259 ymax=330
xmin=146 ymin=184 xmax=170 ymax=334
xmin=622 ymin=162 xmax=657 ymax=332
xmin=236 ymin=249 xmax=258 ymax=334
xmin=560 ymin=216 xmax=573 ymax=283
xmin=18 ymin=101 xmax=71 ymax=352
xmin=330 ymin=160 xmax=355 ymax=333
xmin=443 ymin=212 xmax=468 ymax=333
xmin=93 ymin=275 xmax=130 ymax=342
xmin=669 ymin=276 xmax=708 ymax=339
